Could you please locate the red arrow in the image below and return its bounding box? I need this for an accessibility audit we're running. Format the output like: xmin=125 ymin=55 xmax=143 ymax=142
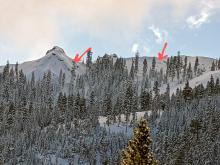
xmin=73 ymin=47 xmax=92 ymax=63
xmin=158 ymin=42 xmax=168 ymax=62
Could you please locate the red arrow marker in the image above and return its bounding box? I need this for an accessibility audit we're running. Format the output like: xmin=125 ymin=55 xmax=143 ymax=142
xmin=158 ymin=42 xmax=168 ymax=62
xmin=73 ymin=47 xmax=92 ymax=63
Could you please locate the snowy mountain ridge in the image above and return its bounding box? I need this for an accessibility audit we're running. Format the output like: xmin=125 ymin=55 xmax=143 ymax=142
xmin=0 ymin=46 xmax=218 ymax=93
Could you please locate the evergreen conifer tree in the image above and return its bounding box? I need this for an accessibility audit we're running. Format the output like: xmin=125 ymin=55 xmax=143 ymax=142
xmin=218 ymin=58 xmax=220 ymax=70
xmin=183 ymin=81 xmax=193 ymax=102
xmin=187 ymin=62 xmax=193 ymax=80
xmin=194 ymin=56 xmax=199 ymax=76
xmin=215 ymin=78 xmax=220 ymax=94
xmin=121 ymin=118 xmax=158 ymax=165
xmin=130 ymin=60 xmax=135 ymax=80
xmin=86 ymin=49 xmax=93 ymax=68
xmin=183 ymin=56 xmax=187 ymax=81
xmin=143 ymin=58 xmax=148 ymax=77
xmin=151 ymin=57 xmax=156 ymax=77
xmin=190 ymin=119 xmax=202 ymax=140
xmin=211 ymin=61 xmax=216 ymax=71
xmin=135 ymin=51 xmax=139 ymax=74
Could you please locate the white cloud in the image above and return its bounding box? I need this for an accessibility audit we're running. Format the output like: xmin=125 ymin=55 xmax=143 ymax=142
xmin=131 ymin=43 xmax=139 ymax=53
xmin=143 ymin=46 xmax=150 ymax=54
xmin=148 ymin=25 xmax=168 ymax=44
xmin=0 ymin=0 xmax=219 ymax=63
xmin=186 ymin=0 xmax=217 ymax=28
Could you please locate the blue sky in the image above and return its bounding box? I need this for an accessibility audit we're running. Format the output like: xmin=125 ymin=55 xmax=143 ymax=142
xmin=0 ymin=0 xmax=219 ymax=65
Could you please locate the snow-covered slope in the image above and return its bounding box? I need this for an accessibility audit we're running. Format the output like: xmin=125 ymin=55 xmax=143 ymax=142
xmin=168 ymin=70 xmax=220 ymax=95
xmin=0 ymin=46 xmax=85 ymax=81
xmin=0 ymin=46 xmax=217 ymax=87
xmin=125 ymin=55 xmax=216 ymax=76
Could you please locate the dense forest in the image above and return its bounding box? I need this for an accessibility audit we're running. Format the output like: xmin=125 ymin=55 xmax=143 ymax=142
xmin=0 ymin=49 xmax=220 ymax=164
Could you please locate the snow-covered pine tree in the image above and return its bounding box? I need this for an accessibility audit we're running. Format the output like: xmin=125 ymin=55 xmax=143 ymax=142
xmin=208 ymin=74 xmax=215 ymax=96
xmin=143 ymin=58 xmax=148 ymax=77
xmin=164 ymin=83 xmax=170 ymax=108
xmin=89 ymin=91 xmax=98 ymax=127
xmin=140 ymin=90 xmax=150 ymax=112
xmin=130 ymin=59 xmax=135 ymax=80
xmin=218 ymin=58 xmax=220 ymax=70
xmin=121 ymin=118 xmax=158 ymax=165
xmin=153 ymin=81 xmax=160 ymax=102
xmin=69 ymin=61 xmax=76 ymax=95
xmin=187 ymin=62 xmax=193 ymax=80
xmin=170 ymin=57 xmax=175 ymax=81
xmin=194 ymin=56 xmax=199 ymax=76
xmin=211 ymin=61 xmax=216 ymax=71
xmin=15 ymin=62 xmax=19 ymax=81
xmin=183 ymin=81 xmax=193 ymax=102
xmin=183 ymin=56 xmax=187 ymax=81
xmin=151 ymin=57 xmax=156 ymax=78
xmin=134 ymin=51 xmax=139 ymax=74
xmin=6 ymin=102 xmax=15 ymax=130
xmin=215 ymin=78 xmax=220 ymax=94
xmin=190 ymin=119 xmax=202 ymax=140
xmin=86 ymin=49 xmax=92 ymax=68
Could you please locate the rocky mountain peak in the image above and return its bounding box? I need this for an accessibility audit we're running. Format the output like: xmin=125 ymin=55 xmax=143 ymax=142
xmin=45 ymin=46 xmax=66 ymax=56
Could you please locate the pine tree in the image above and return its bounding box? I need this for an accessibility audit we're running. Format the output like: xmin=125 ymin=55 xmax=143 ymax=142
xmin=190 ymin=119 xmax=202 ymax=140
xmin=171 ymin=58 xmax=175 ymax=81
xmin=166 ymin=58 xmax=170 ymax=82
xmin=130 ymin=59 xmax=135 ymax=80
xmin=89 ymin=91 xmax=98 ymax=127
xmin=86 ymin=49 xmax=92 ymax=68
xmin=9 ymin=68 xmax=15 ymax=101
xmin=134 ymin=51 xmax=139 ymax=74
xmin=69 ymin=62 xmax=76 ymax=95
xmin=215 ymin=78 xmax=220 ymax=94
xmin=177 ymin=51 xmax=182 ymax=69
xmin=194 ymin=56 xmax=199 ymax=76
xmin=218 ymin=58 xmax=220 ymax=70
xmin=208 ymin=75 xmax=215 ymax=95
xmin=121 ymin=118 xmax=158 ymax=165
xmin=151 ymin=57 xmax=156 ymax=77
xmin=6 ymin=102 xmax=15 ymax=129
xmin=183 ymin=81 xmax=193 ymax=102
xmin=74 ymin=92 xmax=80 ymax=121
xmin=124 ymin=84 xmax=133 ymax=114
xmin=15 ymin=62 xmax=19 ymax=80
xmin=211 ymin=61 xmax=215 ymax=71
xmin=57 ymin=92 xmax=65 ymax=124
xmin=101 ymin=93 xmax=112 ymax=126
xmin=153 ymin=81 xmax=160 ymax=100
xmin=183 ymin=56 xmax=187 ymax=81
xmin=140 ymin=91 xmax=150 ymax=111
xmin=3 ymin=61 xmax=10 ymax=102
xmin=187 ymin=62 xmax=193 ymax=80
xmin=164 ymin=84 xmax=170 ymax=107
xmin=198 ymin=84 xmax=205 ymax=99
xmin=79 ymin=95 xmax=86 ymax=120
xmin=176 ymin=55 xmax=181 ymax=82
xmin=143 ymin=58 xmax=148 ymax=77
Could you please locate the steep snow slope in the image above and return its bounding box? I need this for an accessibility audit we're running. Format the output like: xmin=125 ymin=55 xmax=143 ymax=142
xmin=0 ymin=46 xmax=217 ymax=86
xmin=125 ymin=55 xmax=216 ymax=76
xmin=0 ymin=46 xmax=85 ymax=81
xmin=167 ymin=70 xmax=220 ymax=95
